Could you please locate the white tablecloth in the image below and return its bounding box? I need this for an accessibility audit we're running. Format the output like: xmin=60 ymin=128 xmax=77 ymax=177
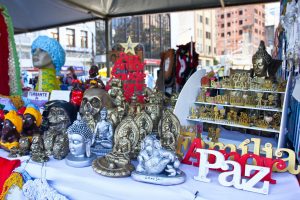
xmin=0 ymin=150 xmax=299 ymax=200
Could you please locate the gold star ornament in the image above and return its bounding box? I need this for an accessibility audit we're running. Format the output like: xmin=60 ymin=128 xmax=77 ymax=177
xmin=120 ymin=36 xmax=138 ymax=55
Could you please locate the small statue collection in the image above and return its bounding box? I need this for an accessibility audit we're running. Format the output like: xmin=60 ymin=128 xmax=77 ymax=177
xmin=189 ymin=105 xmax=281 ymax=130
xmin=0 ymin=76 xmax=184 ymax=185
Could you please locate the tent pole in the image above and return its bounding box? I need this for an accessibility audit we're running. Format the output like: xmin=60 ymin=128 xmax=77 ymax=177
xmin=105 ymin=18 xmax=112 ymax=77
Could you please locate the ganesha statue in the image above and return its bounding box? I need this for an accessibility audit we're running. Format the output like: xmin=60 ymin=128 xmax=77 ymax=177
xmin=131 ymin=134 xmax=186 ymax=185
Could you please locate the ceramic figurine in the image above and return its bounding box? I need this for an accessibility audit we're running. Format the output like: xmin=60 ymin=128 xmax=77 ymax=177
xmin=31 ymin=134 xmax=49 ymax=163
xmin=79 ymin=87 xmax=115 ymax=131
xmin=133 ymin=111 xmax=153 ymax=158
xmin=131 ymin=134 xmax=186 ymax=185
xmin=91 ymin=108 xmax=114 ymax=156
xmin=53 ymin=134 xmax=69 ymax=160
xmin=92 ymin=116 xmax=139 ymax=177
xmin=158 ymin=109 xmax=180 ymax=152
xmin=145 ymin=90 xmax=162 ymax=133
xmin=22 ymin=107 xmax=42 ymax=138
xmin=252 ymin=41 xmax=281 ymax=80
xmin=0 ymin=110 xmax=23 ymax=151
xmin=42 ymin=100 xmax=77 ymax=156
xmin=66 ymin=120 xmax=96 ymax=167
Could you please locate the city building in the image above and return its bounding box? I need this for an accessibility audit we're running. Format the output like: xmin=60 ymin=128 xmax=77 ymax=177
xmin=171 ymin=9 xmax=217 ymax=67
xmin=15 ymin=22 xmax=96 ymax=79
xmin=216 ymin=5 xmax=266 ymax=56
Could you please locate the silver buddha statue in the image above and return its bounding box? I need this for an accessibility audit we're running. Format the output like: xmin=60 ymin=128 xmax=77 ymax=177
xmin=131 ymin=134 xmax=186 ymax=185
xmin=91 ymin=108 xmax=114 ymax=156
xmin=66 ymin=120 xmax=96 ymax=168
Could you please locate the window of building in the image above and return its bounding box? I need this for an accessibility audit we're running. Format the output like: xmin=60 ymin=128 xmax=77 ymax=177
xmin=239 ymin=20 xmax=243 ymax=25
xmin=262 ymin=22 xmax=265 ymax=27
xmin=214 ymin=47 xmax=216 ymax=54
xmin=66 ymin=28 xmax=75 ymax=47
xmin=254 ymin=9 xmax=258 ymax=14
xmin=259 ymin=21 xmax=261 ymax=25
xmin=50 ymin=28 xmax=59 ymax=41
xmin=227 ymin=13 xmax=231 ymax=18
xmin=262 ymin=31 xmax=265 ymax=35
xmin=80 ymin=30 xmax=88 ymax=48
xmin=255 ymin=29 xmax=258 ymax=33
xmin=227 ymin=22 xmax=231 ymax=27
xmin=259 ymin=11 xmax=261 ymax=16
xmin=255 ymin=18 xmax=258 ymax=23
xmin=221 ymin=24 xmax=224 ymax=28
xmin=200 ymin=15 xmax=203 ymax=23
xmin=239 ymin=10 xmax=243 ymax=15
xmin=239 ymin=30 xmax=243 ymax=35
xmin=221 ymin=14 xmax=224 ymax=19
xmin=206 ymin=31 xmax=211 ymax=39
xmin=227 ymin=32 xmax=231 ymax=36
xmin=206 ymin=60 xmax=210 ymax=66
xmin=208 ymin=46 xmax=211 ymax=54
xmin=259 ymin=30 xmax=261 ymax=35
xmin=206 ymin=17 xmax=209 ymax=25
xmin=221 ymin=33 xmax=224 ymax=37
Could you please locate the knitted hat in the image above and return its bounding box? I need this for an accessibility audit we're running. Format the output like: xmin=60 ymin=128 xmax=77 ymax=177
xmin=24 ymin=107 xmax=42 ymax=127
xmin=31 ymin=36 xmax=65 ymax=71
xmin=4 ymin=110 xmax=23 ymax=133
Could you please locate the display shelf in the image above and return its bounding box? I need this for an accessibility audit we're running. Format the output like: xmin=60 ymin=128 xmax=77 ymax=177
xmin=187 ymin=118 xmax=280 ymax=133
xmin=201 ymin=128 xmax=278 ymax=153
xmin=200 ymin=86 xmax=285 ymax=94
xmin=195 ymin=101 xmax=282 ymax=112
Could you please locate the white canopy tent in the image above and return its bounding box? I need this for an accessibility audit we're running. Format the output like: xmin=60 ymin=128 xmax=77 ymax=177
xmin=1 ymin=0 xmax=278 ymax=34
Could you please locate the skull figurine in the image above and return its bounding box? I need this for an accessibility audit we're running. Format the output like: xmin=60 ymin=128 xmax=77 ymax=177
xmin=79 ymin=88 xmax=115 ymax=131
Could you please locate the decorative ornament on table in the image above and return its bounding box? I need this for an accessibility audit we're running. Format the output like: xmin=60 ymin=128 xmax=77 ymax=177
xmin=31 ymin=134 xmax=49 ymax=163
xmin=42 ymin=100 xmax=77 ymax=157
xmin=207 ymin=127 xmax=221 ymax=143
xmin=0 ymin=110 xmax=23 ymax=151
xmin=70 ymin=79 xmax=84 ymax=111
xmin=0 ymin=5 xmax=22 ymax=96
xmin=31 ymin=35 xmax=65 ymax=92
xmin=79 ymin=87 xmax=115 ymax=132
xmin=158 ymin=109 xmax=180 ymax=152
xmin=131 ymin=134 xmax=186 ymax=185
xmin=132 ymin=111 xmax=153 ymax=158
xmin=144 ymin=89 xmax=163 ymax=133
xmin=66 ymin=120 xmax=96 ymax=167
xmin=92 ymin=116 xmax=139 ymax=177
xmin=91 ymin=107 xmax=114 ymax=156
xmin=22 ymin=106 xmax=42 ymax=138
xmin=251 ymin=41 xmax=282 ymax=81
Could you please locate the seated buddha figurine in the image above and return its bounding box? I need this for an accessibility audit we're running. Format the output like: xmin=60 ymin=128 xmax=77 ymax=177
xmin=0 ymin=110 xmax=23 ymax=151
xmin=31 ymin=36 xmax=65 ymax=92
xmin=92 ymin=116 xmax=139 ymax=177
xmin=91 ymin=107 xmax=114 ymax=156
xmin=66 ymin=120 xmax=96 ymax=167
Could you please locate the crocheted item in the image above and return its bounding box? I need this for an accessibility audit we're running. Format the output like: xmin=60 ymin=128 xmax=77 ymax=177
xmin=0 ymin=157 xmax=21 ymax=198
xmin=0 ymin=172 xmax=23 ymax=199
xmin=36 ymin=68 xmax=60 ymax=92
xmin=23 ymin=178 xmax=68 ymax=200
xmin=31 ymin=36 xmax=65 ymax=71
xmin=1 ymin=6 xmax=22 ymax=96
